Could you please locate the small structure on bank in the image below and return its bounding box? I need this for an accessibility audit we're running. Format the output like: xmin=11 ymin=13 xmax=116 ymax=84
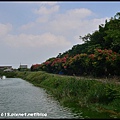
xmin=0 ymin=66 xmax=12 ymax=71
xmin=18 ymin=64 xmax=28 ymax=71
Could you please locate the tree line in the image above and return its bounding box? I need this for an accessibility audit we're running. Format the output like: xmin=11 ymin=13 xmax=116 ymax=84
xmin=31 ymin=12 xmax=120 ymax=77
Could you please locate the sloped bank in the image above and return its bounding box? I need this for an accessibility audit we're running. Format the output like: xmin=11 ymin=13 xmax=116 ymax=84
xmin=15 ymin=71 xmax=120 ymax=119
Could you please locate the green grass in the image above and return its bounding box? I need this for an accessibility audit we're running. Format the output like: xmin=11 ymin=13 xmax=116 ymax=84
xmin=14 ymin=71 xmax=120 ymax=118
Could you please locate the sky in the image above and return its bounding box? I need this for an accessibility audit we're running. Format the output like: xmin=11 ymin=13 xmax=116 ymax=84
xmin=0 ymin=1 xmax=120 ymax=69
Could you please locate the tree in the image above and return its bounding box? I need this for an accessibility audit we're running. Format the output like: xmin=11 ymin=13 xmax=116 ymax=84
xmin=114 ymin=12 xmax=120 ymax=19
xmin=104 ymin=12 xmax=120 ymax=53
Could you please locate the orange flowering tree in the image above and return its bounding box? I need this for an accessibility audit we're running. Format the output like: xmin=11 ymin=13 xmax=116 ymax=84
xmin=91 ymin=49 xmax=120 ymax=76
xmin=31 ymin=49 xmax=120 ymax=77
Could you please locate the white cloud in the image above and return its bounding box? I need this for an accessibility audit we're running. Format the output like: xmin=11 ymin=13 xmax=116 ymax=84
xmin=19 ymin=7 xmax=109 ymax=46
xmin=36 ymin=16 xmax=48 ymax=23
xmin=50 ymin=8 xmax=98 ymax=34
xmin=21 ymin=8 xmax=94 ymax=33
xmin=33 ymin=5 xmax=59 ymax=15
xmin=66 ymin=8 xmax=93 ymax=19
xmin=4 ymin=32 xmax=71 ymax=49
xmin=0 ymin=23 xmax=12 ymax=36
xmin=74 ymin=17 xmax=109 ymax=36
xmin=48 ymin=8 xmax=108 ymax=36
xmin=20 ymin=22 xmax=35 ymax=30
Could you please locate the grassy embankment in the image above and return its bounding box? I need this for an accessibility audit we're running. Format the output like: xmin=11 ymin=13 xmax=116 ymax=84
xmin=4 ymin=71 xmax=120 ymax=118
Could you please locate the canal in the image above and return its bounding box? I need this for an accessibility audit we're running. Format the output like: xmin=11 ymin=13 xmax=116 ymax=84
xmin=0 ymin=78 xmax=80 ymax=119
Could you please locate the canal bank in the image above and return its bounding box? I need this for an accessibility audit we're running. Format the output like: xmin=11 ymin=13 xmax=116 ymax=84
xmin=2 ymin=71 xmax=120 ymax=119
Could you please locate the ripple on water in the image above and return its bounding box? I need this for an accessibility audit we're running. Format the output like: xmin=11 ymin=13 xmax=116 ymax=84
xmin=0 ymin=78 xmax=81 ymax=119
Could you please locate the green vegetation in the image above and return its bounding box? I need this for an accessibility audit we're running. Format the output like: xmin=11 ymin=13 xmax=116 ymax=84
xmin=31 ymin=12 xmax=120 ymax=78
xmin=15 ymin=71 xmax=120 ymax=119
xmin=0 ymin=71 xmax=17 ymax=78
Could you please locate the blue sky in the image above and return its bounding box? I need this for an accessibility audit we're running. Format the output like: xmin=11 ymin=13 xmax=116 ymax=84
xmin=0 ymin=1 xmax=120 ymax=68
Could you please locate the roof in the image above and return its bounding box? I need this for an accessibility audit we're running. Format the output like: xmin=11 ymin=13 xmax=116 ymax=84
xmin=4 ymin=68 xmax=13 ymax=72
xmin=0 ymin=66 xmax=12 ymax=68
xmin=0 ymin=66 xmax=12 ymax=69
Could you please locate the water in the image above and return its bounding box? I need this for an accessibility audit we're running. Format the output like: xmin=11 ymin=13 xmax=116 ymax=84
xmin=0 ymin=78 xmax=80 ymax=119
